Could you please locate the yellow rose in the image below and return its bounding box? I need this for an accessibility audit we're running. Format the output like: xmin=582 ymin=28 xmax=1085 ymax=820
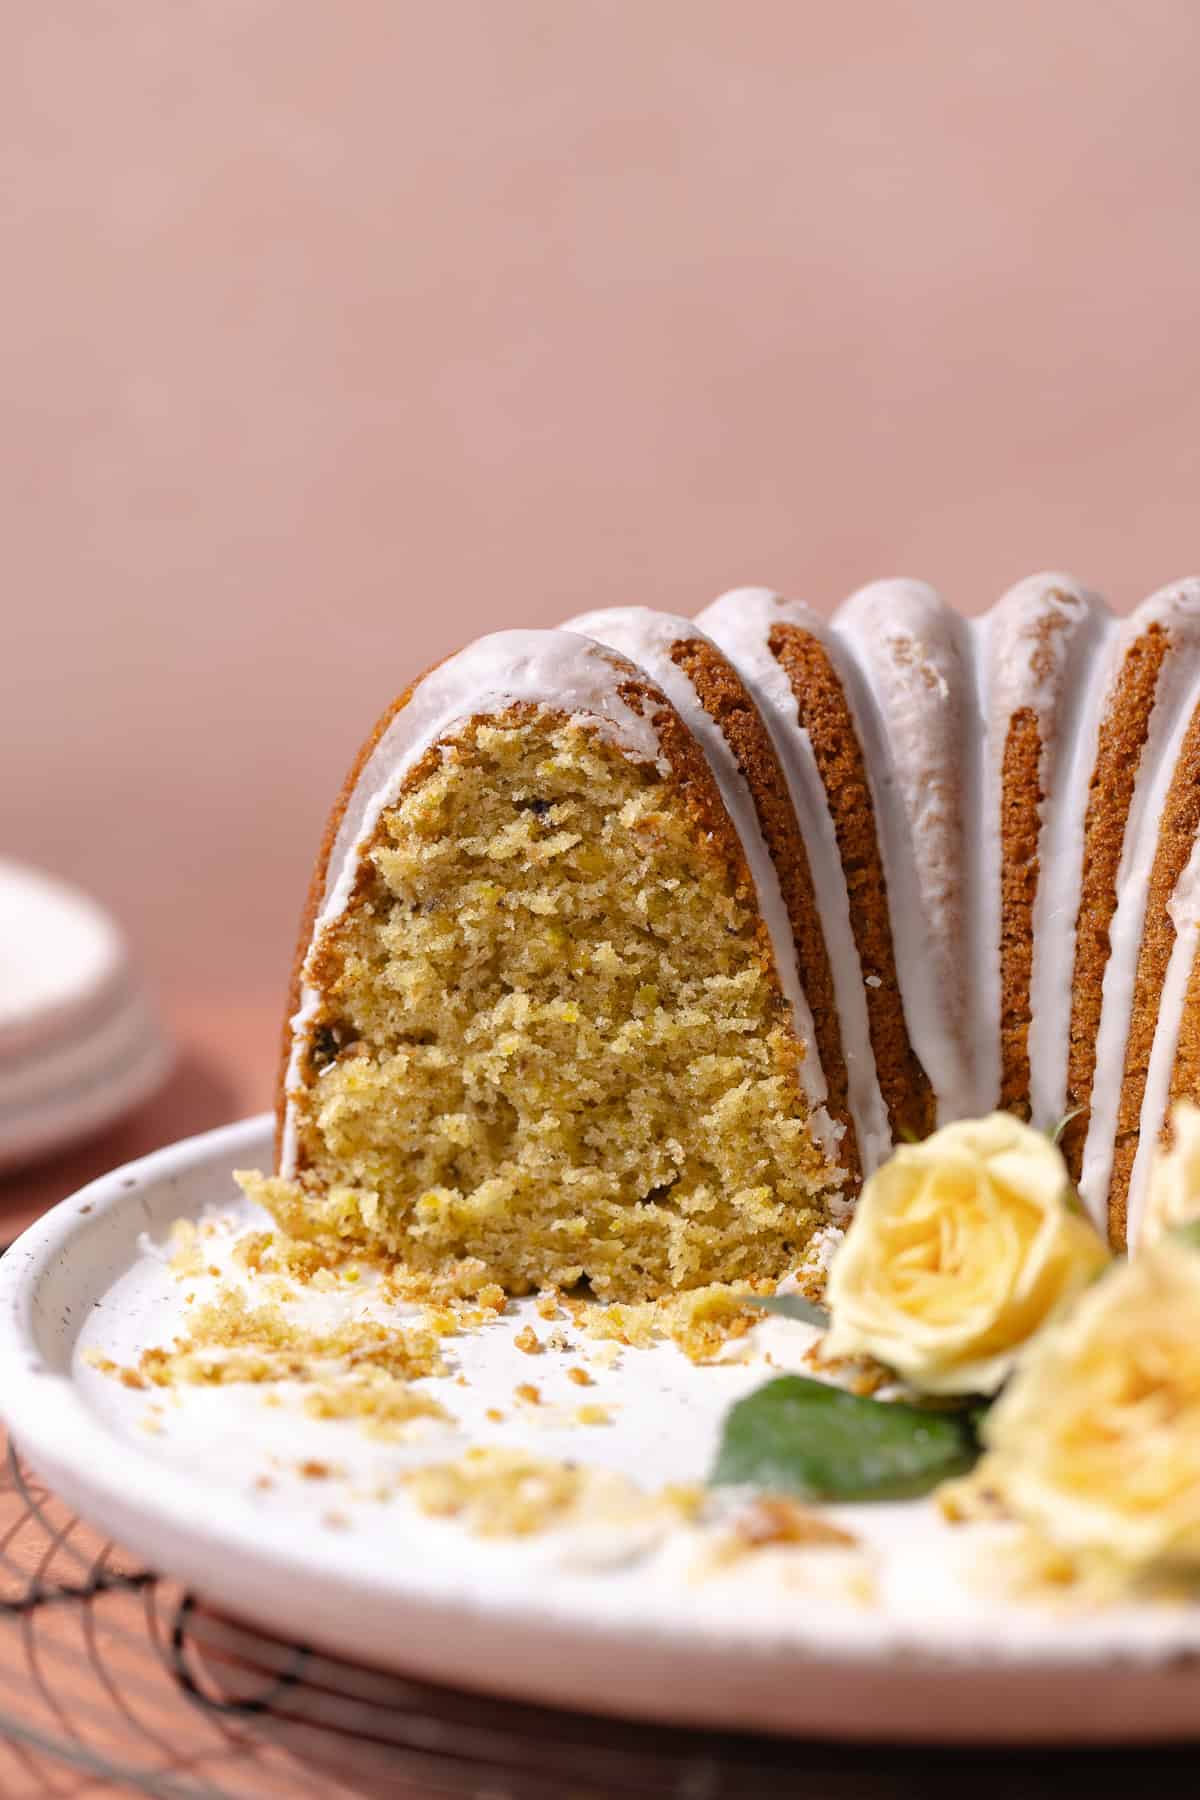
xmin=980 ymin=1246 xmax=1200 ymax=1573
xmin=824 ymin=1113 xmax=1109 ymax=1395
xmin=1139 ymin=1099 xmax=1200 ymax=1249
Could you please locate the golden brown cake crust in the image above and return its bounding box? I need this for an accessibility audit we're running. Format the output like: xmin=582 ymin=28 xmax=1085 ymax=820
xmin=767 ymin=621 xmax=935 ymax=1144
xmin=998 ymin=707 xmax=1043 ymax=1119
xmin=668 ymin=633 xmax=860 ymax=1181
xmin=1062 ymin=624 xmax=1170 ymax=1182
xmin=1110 ymin=695 xmax=1200 ymax=1246
xmin=1170 ymin=938 xmax=1200 ymax=1121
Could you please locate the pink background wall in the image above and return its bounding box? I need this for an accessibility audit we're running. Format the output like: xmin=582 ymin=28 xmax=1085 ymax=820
xmin=6 ymin=2 xmax=1200 ymax=1009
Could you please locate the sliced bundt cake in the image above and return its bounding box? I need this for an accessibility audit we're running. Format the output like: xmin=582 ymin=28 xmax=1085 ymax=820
xmin=699 ymin=574 xmax=1200 ymax=1250
xmin=247 ymin=573 xmax=1200 ymax=1285
xmin=245 ymin=630 xmax=844 ymax=1300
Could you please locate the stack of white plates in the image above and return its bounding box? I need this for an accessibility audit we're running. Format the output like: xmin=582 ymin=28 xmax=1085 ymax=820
xmin=0 ymin=860 xmax=171 ymax=1174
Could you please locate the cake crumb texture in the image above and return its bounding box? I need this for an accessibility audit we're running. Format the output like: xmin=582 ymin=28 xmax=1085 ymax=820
xmin=402 ymin=1445 xmax=678 ymax=1538
xmin=93 ymin=1284 xmax=445 ymax=1390
xmin=573 ymin=1280 xmax=770 ymax=1362
xmin=669 ymin=633 xmax=861 ymax=1180
xmin=254 ymin=712 xmax=838 ymax=1300
xmin=302 ymin=1369 xmax=449 ymax=1439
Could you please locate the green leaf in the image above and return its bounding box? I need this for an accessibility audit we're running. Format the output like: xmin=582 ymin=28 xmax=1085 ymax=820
xmin=746 ymin=1293 xmax=831 ymax=1330
xmin=710 ymin=1376 xmax=981 ymax=1503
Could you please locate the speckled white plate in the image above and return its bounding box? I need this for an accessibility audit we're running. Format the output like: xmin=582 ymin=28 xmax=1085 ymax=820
xmin=1 ymin=1115 xmax=1199 ymax=1743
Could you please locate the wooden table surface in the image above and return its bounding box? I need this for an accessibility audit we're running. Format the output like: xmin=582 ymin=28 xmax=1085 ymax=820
xmin=0 ymin=996 xmax=1193 ymax=1794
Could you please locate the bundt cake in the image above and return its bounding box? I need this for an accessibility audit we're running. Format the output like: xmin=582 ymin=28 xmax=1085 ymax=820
xmin=244 ymin=574 xmax=1200 ymax=1295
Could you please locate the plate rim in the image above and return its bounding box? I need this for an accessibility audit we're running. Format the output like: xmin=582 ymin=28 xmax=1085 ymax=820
xmin=2 ymin=1115 xmax=1200 ymax=1743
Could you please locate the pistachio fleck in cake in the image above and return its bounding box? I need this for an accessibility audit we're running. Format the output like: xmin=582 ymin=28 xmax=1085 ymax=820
xmin=243 ymin=574 xmax=1200 ymax=1290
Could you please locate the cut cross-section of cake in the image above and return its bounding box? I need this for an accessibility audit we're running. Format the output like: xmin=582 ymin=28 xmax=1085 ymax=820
xmin=565 ymin=604 xmax=860 ymax=1184
xmin=245 ymin=630 xmax=845 ymax=1299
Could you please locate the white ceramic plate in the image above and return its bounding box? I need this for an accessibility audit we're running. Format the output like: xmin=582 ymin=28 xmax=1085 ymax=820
xmin=1 ymin=1115 xmax=1199 ymax=1744
xmin=0 ymin=860 xmax=170 ymax=1170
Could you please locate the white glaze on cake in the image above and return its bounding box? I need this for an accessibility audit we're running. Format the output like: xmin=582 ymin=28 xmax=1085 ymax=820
xmin=835 ymin=581 xmax=976 ymax=1125
xmin=1127 ymin=828 xmax=1200 ymax=1245
xmin=701 ymin=575 xmax=1200 ymax=1233
xmin=974 ymin=574 xmax=1114 ymax=1130
xmin=1078 ymin=582 xmax=1200 ymax=1226
xmin=696 ymin=589 xmax=892 ymax=1173
xmin=280 ymin=577 xmax=1200 ymax=1248
xmin=282 ymin=630 xmax=676 ymax=1175
xmin=564 ymin=605 xmax=842 ymax=1164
